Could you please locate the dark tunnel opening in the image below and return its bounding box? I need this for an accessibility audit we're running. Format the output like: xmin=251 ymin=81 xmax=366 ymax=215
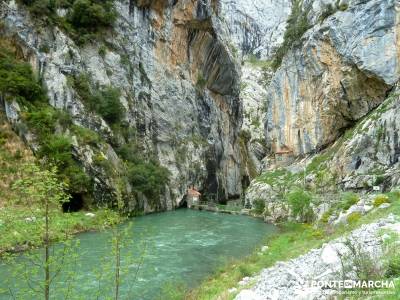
xmin=62 ymin=193 xmax=84 ymax=213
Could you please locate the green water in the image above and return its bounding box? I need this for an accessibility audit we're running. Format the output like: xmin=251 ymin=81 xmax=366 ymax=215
xmin=0 ymin=209 xmax=276 ymax=299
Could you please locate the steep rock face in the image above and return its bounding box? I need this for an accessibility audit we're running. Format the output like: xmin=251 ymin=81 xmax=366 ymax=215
xmin=329 ymin=89 xmax=400 ymax=191
xmin=218 ymin=0 xmax=291 ymax=59
xmin=1 ymin=0 xmax=242 ymax=211
xmin=246 ymin=88 xmax=400 ymax=223
xmin=245 ymin=0 xmax=400 ymax=223
xmin=265 ymin=0 xmax=399 ymax=156
xmin=239 ymin=63 xmax=272 ymax=179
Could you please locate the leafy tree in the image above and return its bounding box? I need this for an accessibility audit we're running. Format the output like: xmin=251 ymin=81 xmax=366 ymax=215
xmin=286 ymin=188 xmax=314 ymax=223
xmin=38 ymin=134 xmax=91 ymax=194
xmin=117 ymin=141 xmax=142 ymax=163
xmin=25 ymin=0 xmax=57 ymax=17
xmin=127 ymin=161 xmax=170 ymax=201
xmin=92 ymin=176 xmax=147 ymax=300
xmin=19 ymin=0 xmax=117 ymax=43
xmin=39 ymin=134 xmax=72 ymax=167
xmin=9 ymin=164 xmax=78 ymax=300
xmin=252 ymin=199 xmax=266 ymax=215
xmin=116 ymin=142 xmax=170 ymax=204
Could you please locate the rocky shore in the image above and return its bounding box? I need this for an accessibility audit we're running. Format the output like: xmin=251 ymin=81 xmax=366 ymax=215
xmin=235 ymin=215 xmax=400 ymax=300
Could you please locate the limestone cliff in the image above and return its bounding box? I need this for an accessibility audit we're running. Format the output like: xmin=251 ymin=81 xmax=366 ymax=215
xmin=0 ymin=0 xmax=245 ymax=212
xmin=2 ymin=0 xmax=399 ymax=217
xmin=265 ymin=0 xmax=399 ymax=156
xmin=218 ymin=0 xmax=291 ymax=59
xmin=245 ymin=0 xmax=400 ymax=222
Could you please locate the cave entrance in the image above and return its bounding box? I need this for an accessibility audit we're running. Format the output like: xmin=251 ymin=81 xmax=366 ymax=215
xmin=178 ymin=195 xmax=188 ymax=208
xmin=62 ymin=193 xmax=84 ymax=213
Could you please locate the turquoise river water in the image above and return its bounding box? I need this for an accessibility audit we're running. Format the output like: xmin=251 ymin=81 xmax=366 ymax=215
xmin=0 ymin=209 xmax=276 ymax=299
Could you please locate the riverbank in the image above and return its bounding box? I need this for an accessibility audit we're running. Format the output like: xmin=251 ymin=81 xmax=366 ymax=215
xmin=186 ymin=192 xmax=400 ymax=300
xmin=0 ymin=113 xmax=122 ymax=256
xmin=235 ymin=216 xmax=400 ymax=299
xmin=0 ymin=208 xmax=120 ymax=256
xmin=190 ymin=202 xmax=263 ymax=219
xmin=0 ymin=209 xmax=275 ymax=299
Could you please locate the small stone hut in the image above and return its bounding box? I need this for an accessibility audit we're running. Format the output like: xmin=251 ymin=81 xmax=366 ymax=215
xmin=274 ymin=145 xmax=294 ymax=166
xmin=187 ymin=187 xmax=201 ymax=208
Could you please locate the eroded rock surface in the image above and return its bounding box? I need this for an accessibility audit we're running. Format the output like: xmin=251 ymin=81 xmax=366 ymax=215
xmin=265 ymin=0 xmax=399 ymax=156
xmin=235 ymin=215 xmax=400 ymax=300
xmin=1 ymin=0 xmax=243 ymax=212
xmin=219 ymin=0 xmax=291 ymax=59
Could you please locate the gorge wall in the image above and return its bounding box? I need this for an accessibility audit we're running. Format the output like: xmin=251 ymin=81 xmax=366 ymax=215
xmin=243 ymin=0 xmax=400 ymax=222
xmin=265 ymin=0 xmax=399 ymax=157
xmin=2 ymin=0 xmax=399 ymax=216
xmin=0 ymin=0 xmax=249 ymax=212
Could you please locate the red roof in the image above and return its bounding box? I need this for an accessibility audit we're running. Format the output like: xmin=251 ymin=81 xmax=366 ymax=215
xmin=188 ymin=188 xmax=201 ymax=197
xmin=275 ymin=145 xmax=293 ymax=154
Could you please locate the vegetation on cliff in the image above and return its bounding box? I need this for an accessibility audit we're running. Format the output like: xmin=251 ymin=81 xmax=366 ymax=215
xmin=18 ymin=0 xmax=117 ymax=44
xmin=271 ymin=0 xmax=311 ymax=70
xmin=0 ymin=38 xmax=170 ymax=212
xmin=0 ymin=113 xmax=119 ymax=255
xmin=0 ymin=43 xmax=92 ymax=195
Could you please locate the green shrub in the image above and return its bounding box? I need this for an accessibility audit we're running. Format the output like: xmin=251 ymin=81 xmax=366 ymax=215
xmin=118 ymin=142 xmax=171 ymax=203
xmin=385 ymin=251 xmax=400 ymax=278
xmin=117 ymin=141 xmax=142 ymax=163
xmin=342 ymin=239 xmax=384 ymax=281
xmin=286 ymin=188 xmax=314 ymax=223
xmin=72 ymin=125 xmax=100 ymax=146
xmin=311 ymin=228 xmax=324 ymax=239
xmin=159 ymin=282 xmax=186 ymax=300
xmin=37 ymin=133 xmax=90 ymax=193
xmin=373 ymin=194 xmax=390 ymax=207
xmin=94 ymin=87 xmax=124 ymax=125
xmin=239 ymin=129 xmax=251 ymax=143
xmin=339 ymin=192 xmax=359 ymax=210
xmin=127 ymin=161 xmax=170 ymax=202
xmin=93 ymin=153 xmax=113 ymax=174
xmin=39 ymin=134 xmax=72 ymax=167
xmin=196 ymin=72 xmax=207 ymax=89
xmin=62 ymin=164 xmax=91 ymax=193
xmin=71 ymin=73 xmax=92 ymax=102
xmin=1 ymin=43 xmax=91 ymax=196
xmin=25 ymin=0 xmax=56 ymax=17
xmin=0 ymin=47 xmax=45 ymax=103
xmin=347 ymin=212 xmax=361 ymax=224
xmin=68 ymin=0 xmax=117 ymax=32
xmin=19 ymin=0 xmax=116 ymax=44
xmin=25 ymin=106 xmax=59 ymax=137
xmin=238 ymin=265 xmax=252 ymax=277
xmin=72 ymin=74 xmax=125 ymax=125
xmin=374 ymin=175 xmax=386 ymax=185
xmin=56 ymin=109 xmax=73 ymax=128
xmin=252 ymin=199 xmax=265 ymax=215
xmin=320 ymin=209 xmax=332 ymax=223
xmin=98 ymin=44 xmax=107 ymax=58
